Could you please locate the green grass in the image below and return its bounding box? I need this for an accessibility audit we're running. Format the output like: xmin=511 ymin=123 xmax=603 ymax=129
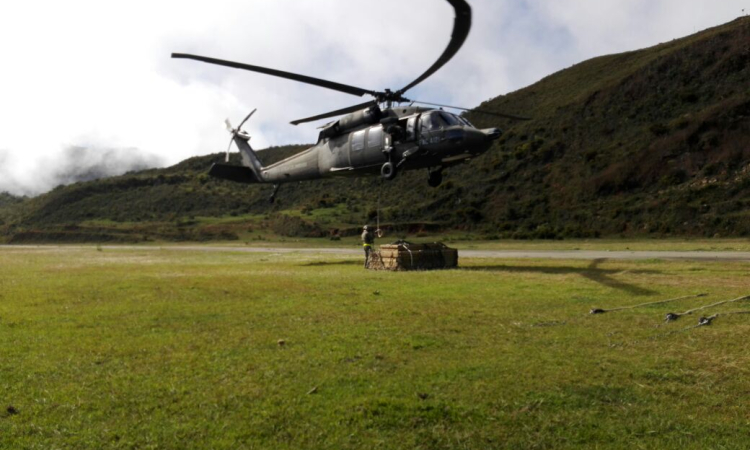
xmin=2 ymin=247 xmax=750 ymax=449
xmin=442 ymin=237 xmax=750 ymax=252
xmin=160 ymin=234 xmax=750 ymax=252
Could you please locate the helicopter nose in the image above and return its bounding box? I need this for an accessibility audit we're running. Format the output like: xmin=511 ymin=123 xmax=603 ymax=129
xmin=481 ymin=128 xmax=503 ymax=141
xmin=461 ymin=128 xmax=486 ymax=147
xmin=461 ymin=127 xmax=502 ymax=155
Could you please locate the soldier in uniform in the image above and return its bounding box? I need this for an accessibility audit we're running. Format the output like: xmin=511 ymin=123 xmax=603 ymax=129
xmin=361 ymin=225 xmax=374 ymax=268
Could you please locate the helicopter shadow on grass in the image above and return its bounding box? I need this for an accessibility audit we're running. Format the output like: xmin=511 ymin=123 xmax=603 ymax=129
xmin=462 ymin=258 xmax=659 ymax=296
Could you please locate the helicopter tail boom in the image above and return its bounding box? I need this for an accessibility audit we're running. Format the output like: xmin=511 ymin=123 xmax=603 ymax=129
xmin=208 ymin=163 xmax=261 ymax=184
xmin=232 ymin=133 xmax=266 ymax=182
xmin=208 ymin=127 xmax=267 ymax=184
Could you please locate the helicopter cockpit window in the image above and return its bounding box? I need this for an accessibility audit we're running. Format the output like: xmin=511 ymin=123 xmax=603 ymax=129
xmin=367 ymin=126 xmax=383 ymax=149
xmin=420 ymin=112 xmax=445 ymax=131
xmin=439 ymin=112 xmax=463 ymax=126
xmin=457 ymin=115 xmax=474 ymax=127
xmin=352 ymin=130 xmax=366 ymax=151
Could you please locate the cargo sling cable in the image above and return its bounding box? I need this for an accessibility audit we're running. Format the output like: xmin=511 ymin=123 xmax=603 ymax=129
xmin=376 ymin=180 xmax=383 ymax=238
xmin=589 ymin=293 xmax=708 ymax=315
xmin=367 ymin=179 xmax=384 ymax=239
xmin=403 ymin=242 xmax=415 ymax=267
xmin=363 ymin=182 xmax=384 ymax=270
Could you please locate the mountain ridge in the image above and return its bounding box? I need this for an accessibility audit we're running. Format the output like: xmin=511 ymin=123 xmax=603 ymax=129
xmin=2 ymin=17 xmax=749 ymax=242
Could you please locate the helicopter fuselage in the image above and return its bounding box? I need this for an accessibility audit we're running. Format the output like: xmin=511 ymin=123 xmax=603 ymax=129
xmin=212 ymin=106 xmax=501 ymax=187
xmin=179 ymin=0 xmax=525 ymax=193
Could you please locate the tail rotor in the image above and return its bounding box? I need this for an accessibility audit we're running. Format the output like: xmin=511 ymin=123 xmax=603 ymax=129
xmin=224 ymin=109 xmax=257 ymax=162
xmin=224 ymin=122 xmax=234 ymax=163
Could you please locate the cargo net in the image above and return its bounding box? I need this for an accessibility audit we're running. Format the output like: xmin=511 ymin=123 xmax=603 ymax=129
xmin=366 ymin=241 xmax=458 ymax=271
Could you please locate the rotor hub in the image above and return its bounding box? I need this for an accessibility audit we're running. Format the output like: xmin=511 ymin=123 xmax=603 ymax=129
xmin=375 ymin=88 xmax=410 ymax=105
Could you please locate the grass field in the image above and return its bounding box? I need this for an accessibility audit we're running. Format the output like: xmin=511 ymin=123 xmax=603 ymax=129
xmin=278 ymin=236 xmax=750 ymax=252
xmin=2 ymin=247 xmax=750 ymax=449
xmin=111 ymin=233 xmax=750 ymax=252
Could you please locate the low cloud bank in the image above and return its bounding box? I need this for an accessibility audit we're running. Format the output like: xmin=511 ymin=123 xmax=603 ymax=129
xmin=0 ymin=146 xmax=164 ymax=197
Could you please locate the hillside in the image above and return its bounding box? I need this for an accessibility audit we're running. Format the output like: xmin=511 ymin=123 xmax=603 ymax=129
xmin=468 ymin=16 xmax=750 ymax=237
xmin=0 ymin=192 xmax=23 ymax=209
xmin=2 ymin=17 xmax=749 ymax=242
xmin=0 ymin=193 xmax=24 ymax=228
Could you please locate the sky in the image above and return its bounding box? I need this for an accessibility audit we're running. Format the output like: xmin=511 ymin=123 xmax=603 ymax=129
xmin=0 ymin=0 xmax=747 ymax=196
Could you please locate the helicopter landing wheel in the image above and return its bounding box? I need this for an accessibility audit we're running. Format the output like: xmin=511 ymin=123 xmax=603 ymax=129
xmin=381 ymin=162 xmax=397 ymax=180
xmin=428 ymin=170 xmax=443 ymax=187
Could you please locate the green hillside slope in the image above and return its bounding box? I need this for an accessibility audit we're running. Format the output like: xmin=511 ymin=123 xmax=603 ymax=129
xmin=0 ymin=193 xmax=24 ymax=212
xmin=2 ymin=17 xmax=749 ymax=243
xmin=469 ymin=17 xmax=750 ymax=237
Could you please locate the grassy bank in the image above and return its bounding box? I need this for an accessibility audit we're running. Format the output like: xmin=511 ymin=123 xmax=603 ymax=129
xmin=1 ymin=247 xmax=749 ymax=449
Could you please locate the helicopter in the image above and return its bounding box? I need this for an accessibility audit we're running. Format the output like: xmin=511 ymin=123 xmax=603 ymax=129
xmin=172 ymin=0 xmax=528 ymax=202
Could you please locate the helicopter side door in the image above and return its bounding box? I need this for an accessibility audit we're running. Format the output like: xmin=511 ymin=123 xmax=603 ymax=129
xmin=325 ymin=133 xmax=353 ymax=171
xmin=348 ymin=129 xmax=366 ymax=168
xmin=349 ymin=125 xmax=388 ymax=168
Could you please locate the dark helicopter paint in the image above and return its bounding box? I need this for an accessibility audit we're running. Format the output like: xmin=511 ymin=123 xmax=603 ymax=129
xmin=210 ymin=106 xmax=501 ymax=185
xmin=173 ymin=0 xmax=528 ymax=192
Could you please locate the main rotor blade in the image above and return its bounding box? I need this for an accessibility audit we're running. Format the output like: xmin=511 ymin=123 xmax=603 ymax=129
xmin=238 ymin=108 xmax=257 ymax=130
xmin=290 ymin=101 xmax=377 ymax=126
xmin=172 ymin=53 xmax=377 ymax=98
xmin=397 ymin=0 xmax=472 ymax=95
xmin=411 ymin=100 xmax=532 ymax=121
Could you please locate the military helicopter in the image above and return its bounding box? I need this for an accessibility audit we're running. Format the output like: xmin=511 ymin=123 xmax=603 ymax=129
xmin=172 ymin=0 xmax=528 ymax=201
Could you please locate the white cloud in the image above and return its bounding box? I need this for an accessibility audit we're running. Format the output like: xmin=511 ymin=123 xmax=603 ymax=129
xmin=0 ymin=0 xmax=746 ymax=195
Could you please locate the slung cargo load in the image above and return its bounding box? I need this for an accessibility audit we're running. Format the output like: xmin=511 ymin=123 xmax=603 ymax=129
xmin=366 ymin=241 xmax=458 ymax=271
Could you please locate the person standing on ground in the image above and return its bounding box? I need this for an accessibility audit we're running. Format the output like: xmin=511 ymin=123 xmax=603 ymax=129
xmin=362 ymin=225 xmax=375 ymax=268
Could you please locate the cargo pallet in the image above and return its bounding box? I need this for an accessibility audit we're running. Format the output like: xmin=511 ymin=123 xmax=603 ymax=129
xmin=366 ymin=241 xmax=458 ymax=271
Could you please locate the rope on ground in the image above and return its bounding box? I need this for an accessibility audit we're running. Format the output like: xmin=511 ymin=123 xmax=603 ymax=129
xmin=664 ymin=295 xmax=750 ymax=322
xmin=610 ymin=317 xmax=711 ymax=347
xmin=610 ymin=308 xmax=750 ymax=347
xmin=696 ymin=309 xmax=750 ymax=326
xmin=589 ymin=293 xmax=708 ymax=315
xmin=651 ymin=309 xmax=750 ymax=340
